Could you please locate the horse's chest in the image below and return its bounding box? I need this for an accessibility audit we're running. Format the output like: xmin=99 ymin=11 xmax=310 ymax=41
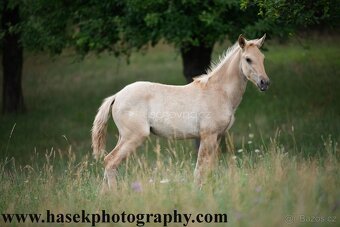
xmin=200 ymin=108 xmax=234 ymax=134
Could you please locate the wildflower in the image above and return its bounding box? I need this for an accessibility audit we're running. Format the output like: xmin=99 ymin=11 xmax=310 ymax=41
xmin=255 ymin=186 xmax=262 ymax=193
xmin=248 ymin=141 xmax=252 ymax=144
xmin=160 ymin=179 xmax=170 ymax=184
xmin=237 ymin=149 xmax=243 ymax=153
xmin=248 ymin=133 xmax=254 ymax=139
xmin=255 ymin=149 xmax=260 ymax=153
xmin=232 ymin=156 xmax=237 ymax=160
xmin=131 ymin=181 xmax=142 ymax=192
xmin=234 ymin=211 xmax=243 ymax=220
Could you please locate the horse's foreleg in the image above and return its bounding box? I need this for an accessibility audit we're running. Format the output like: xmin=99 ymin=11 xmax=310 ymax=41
xmin=194 ymin=133 xmax=219 ymax=187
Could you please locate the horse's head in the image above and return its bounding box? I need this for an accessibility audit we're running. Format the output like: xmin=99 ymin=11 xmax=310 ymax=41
xmin=238 ymin=34 xmax=270 ymax=91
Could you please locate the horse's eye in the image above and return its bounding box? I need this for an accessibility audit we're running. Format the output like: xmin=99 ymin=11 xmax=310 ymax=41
xmin=246 ymin=58 xmax=252 ymax=64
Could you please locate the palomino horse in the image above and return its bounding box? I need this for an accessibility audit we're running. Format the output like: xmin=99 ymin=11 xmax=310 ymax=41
xmin=92 ymin=34 xmax=270 ymax=190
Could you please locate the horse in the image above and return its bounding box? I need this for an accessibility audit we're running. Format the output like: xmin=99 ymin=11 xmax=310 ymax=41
xmin=92 ymin=34 xmax=270 ymax=191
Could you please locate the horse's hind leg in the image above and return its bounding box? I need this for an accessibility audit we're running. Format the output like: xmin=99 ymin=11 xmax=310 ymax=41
xmin=102 ymin=136 xmax=147 ymax=192
xmin=100 ymin=137 xmax=123 ymax=193
xmin=102 ymin=118 xmax=150 ymax=192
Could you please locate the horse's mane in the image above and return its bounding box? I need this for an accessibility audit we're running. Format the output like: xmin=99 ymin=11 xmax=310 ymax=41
xmin=193 ymin=42 xmax=240 ymax=83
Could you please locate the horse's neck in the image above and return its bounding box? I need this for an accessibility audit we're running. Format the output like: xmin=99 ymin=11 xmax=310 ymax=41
xmin=210 ymin=49 xmax=247 ymax=110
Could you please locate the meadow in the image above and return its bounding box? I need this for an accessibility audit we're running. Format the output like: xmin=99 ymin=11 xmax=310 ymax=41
xmin=0 ymin=36 xmax=339 ymax=226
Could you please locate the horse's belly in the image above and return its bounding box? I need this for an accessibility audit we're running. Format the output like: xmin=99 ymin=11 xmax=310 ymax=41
xmin=149 ymin=116 xmax=199 ymax=139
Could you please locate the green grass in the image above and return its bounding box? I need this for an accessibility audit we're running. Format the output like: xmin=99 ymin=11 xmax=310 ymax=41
xmin=0 ymin=36 xmax=339 ymax=226
xmin=0 ymin=136 xmax=338 ymax=226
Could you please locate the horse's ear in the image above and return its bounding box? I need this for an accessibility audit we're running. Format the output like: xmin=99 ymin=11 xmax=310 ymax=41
xmin=256 ymin=33 xmax=266 ymax=48
xmin=238 ymin=34 xmax=246 ymax=49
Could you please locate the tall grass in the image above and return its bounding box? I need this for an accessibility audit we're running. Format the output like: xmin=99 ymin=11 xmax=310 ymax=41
xmin=0 ymin=133 xmax=339 ymax=226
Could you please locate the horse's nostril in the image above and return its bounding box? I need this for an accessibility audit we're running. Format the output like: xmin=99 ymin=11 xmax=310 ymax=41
xmin=260 ymin=79 xmax=265 ymax=85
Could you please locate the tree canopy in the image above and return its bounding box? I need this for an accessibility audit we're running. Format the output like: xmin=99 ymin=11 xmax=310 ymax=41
xmin=121 ymin=0 xmax=258 ymax=50
xmin=241 ymin=0 xmax=339 ymax=38
xmin=2 ymin=0 xmax=338 ymax=55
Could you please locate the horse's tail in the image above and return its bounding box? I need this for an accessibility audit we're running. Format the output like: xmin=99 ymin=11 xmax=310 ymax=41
xmin=91 ymin=94 xmax=116 ymax=160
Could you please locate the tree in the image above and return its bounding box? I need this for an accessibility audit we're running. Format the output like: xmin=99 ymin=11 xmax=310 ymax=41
xmin=1 ymin=0 xmax=24 ymax=113
xmin=121 ymin=0 xmax=260 ymax=82
xmin=121 ymin=0 xmax=338 ymax=83
xmin=0 ymin=0 xmax=69 ymax=113
xmin=0 ymin=0 xmax=123 ymax=113
xmin=240 ymin=0 xmax=339 ymax=38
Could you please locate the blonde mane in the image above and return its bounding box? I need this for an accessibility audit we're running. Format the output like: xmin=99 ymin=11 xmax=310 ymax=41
xmin=193 ymin=42 xmax=240 ymax=83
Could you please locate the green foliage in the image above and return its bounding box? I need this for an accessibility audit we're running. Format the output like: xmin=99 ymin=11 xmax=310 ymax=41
xmin=0 ymin=0 xmax=122 ymax=55
xmin=241 ymin=0 xmax=339 ymax=38
xmin=1 ymin=0 xmax=260 ymax=55
xmin=70 ymin=0 xmax=124 ymax=55
xmin=2 ymin=0 xmax=338 ymax=56
xmin=121 ymin=0 xmax=258 ymax=50
xmin=18 ymin=0 xmax=124 ymax=55
xmin=20 ymin=0 xmax=70 ymax=54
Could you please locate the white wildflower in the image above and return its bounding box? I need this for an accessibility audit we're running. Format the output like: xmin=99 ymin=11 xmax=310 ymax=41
xmin=160 ymin=179 xmax=170 ymax=184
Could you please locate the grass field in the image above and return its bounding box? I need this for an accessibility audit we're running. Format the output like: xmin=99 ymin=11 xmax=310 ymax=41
xmin=0 ymin=36 xmax=339 ymax=226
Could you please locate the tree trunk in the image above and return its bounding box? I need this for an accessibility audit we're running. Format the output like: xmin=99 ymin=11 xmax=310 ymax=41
xmin=1 ymin=3 xmax=25 ymax=113
xmin=180 ymin=44 xmax=213 ymax=83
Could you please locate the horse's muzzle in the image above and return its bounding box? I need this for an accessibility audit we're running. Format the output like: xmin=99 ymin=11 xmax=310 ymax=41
xmin=258 ymin=78 xmax=270 ymax=91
